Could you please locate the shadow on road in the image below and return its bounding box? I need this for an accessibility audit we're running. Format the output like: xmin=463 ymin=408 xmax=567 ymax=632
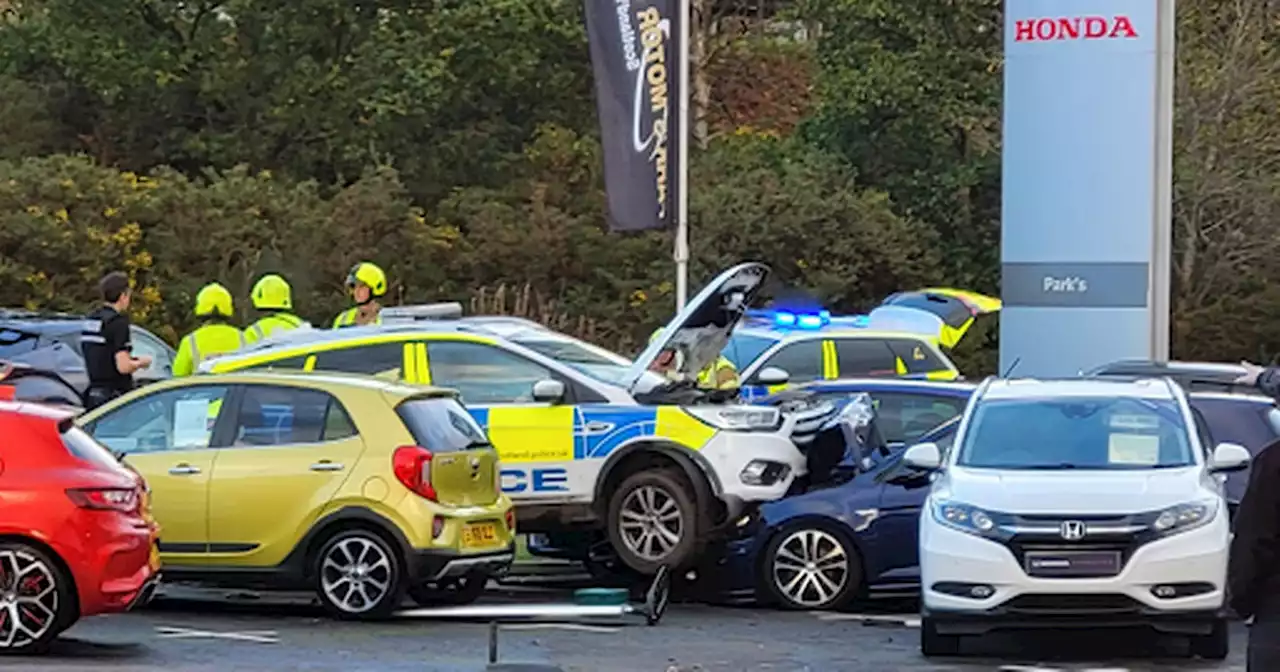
xmin=952 ymin=627 xmax=1233 ymax=668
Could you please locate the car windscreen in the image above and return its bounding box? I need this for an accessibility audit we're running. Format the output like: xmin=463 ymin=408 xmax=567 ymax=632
xmin=396 ymin=397 xmax=493 ymax=453
xmin=721 ymin=333 xmax=776 ymax=370
xmin=957 ymin=396 xmax=1194 ymax=470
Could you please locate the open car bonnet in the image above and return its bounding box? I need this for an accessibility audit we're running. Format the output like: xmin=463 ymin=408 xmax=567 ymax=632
xmin=624 ymin=262 xmax=770 ymax=393
xmin=866 ymin=288 xmax=1001 ymax=349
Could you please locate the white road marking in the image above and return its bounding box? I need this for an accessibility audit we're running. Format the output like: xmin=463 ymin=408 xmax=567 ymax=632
xmin=811 ymin=612 xmax=921 ymax=627
xmin=154 ymin=626 xmax=281 ymax=643
xmin=999 ymin=667 xmax=1131 ymax=672
xmin=499 ymin=623 xmax=621 ymax=634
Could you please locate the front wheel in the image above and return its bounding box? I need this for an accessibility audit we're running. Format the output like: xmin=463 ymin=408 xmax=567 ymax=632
xmin=0 ymin=542 xmax=74 ymax=654
xmin=1188 ymin=619 xmax=1229 ymax=660
xmin=760 ymin=524 xmax=861 ymax=611
xmin=313 ymin=529 xmax=405 ymax=620
xmin=606 ymin=468 xmax=703 ymax=575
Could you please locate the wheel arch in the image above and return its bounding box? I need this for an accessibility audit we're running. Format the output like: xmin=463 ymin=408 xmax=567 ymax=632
xmin=0 ymin=533 xmax=81 ymax=623
xmin=592 ymin=439 xmax=723 ymax=521
xmin=289 ymin=506 xmax=413 ymax=579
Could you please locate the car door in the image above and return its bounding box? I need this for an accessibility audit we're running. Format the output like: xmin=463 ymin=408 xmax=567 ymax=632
xmin=832 ymin=338 xmax=900 ymax=378
xmin=740 ymin=339 xmax=824 ymax=400
xmin=871 ymin=426 xmax=958 ymax=584
xmin=864 ymin=391 xmax=968 ymax=446
xmin=423 ymin=339 xmax=579 ymax=500
xmin=83 ymin=384 xmax=232 ymax=562
xmin=205 ymin=384 xmax=366 ymax=566
xmin=308 ymin=340 xmax=412 ymax=379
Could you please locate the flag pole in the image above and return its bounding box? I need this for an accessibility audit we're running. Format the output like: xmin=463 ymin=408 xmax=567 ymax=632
xmin=673 ymin=0 xmax=691 ymax=311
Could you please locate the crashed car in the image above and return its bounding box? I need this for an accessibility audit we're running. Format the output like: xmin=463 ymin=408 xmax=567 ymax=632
xmin=199 ymin=262 xmax=845 ymax=576
xmin=0 ymin=309 xmax=175 ymax=405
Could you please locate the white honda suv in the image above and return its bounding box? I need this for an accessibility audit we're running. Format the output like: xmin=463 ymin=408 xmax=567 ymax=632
xmin=904 ymin=377 xmax=1251 ymax=659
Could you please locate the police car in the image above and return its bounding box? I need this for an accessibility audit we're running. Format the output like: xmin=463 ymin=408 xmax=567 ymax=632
xmin=199 ymin=263 xmax=841 ymax=575
xmin=727 ymin=288 xmax=1001 ymax=400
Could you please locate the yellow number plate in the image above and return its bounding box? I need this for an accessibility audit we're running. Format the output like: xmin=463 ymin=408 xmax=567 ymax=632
xmin=461 ymin=522 xmax=499 ymax=549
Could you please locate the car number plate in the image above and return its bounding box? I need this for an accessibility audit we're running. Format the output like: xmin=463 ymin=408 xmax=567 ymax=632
xmin=461 ymin=522 xmax=499 ymax=549
xmin=1024 ymin=551 xmax=1121 ymax=578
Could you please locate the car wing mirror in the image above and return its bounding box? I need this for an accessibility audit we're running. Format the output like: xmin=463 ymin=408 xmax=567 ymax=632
xmin=1209 ymin=442 xmax=1251 ymax=473
xmin=902 ymin=442 xmax=942 ymax=471
xmin=750 ymin=366 xmax=790 ymax=387
xmin=532 ymin=379 xmax=566 ymax=404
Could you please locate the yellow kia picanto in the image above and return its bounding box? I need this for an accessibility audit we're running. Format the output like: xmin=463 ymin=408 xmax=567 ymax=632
xmin=75 ymin=371 xmax=515 ymax=619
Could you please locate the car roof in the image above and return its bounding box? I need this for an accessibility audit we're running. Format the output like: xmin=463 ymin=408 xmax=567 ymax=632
xmin=734 ymin=325 xmax=937 ymax=342
xmin=141 ymin=370 xmax=456 ymax=399
xmin=1086 ymin=360 xmax=1263 ymax=395
xmin=981 ymin=377 xmax=1177 ymax=400
xmin=0 ymin=400 xmax=76 ymax=423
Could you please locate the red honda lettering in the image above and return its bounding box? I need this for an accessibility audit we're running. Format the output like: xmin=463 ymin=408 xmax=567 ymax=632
xmin=1057 ymin=17 xmax=1081 ymax=39
xmin=1035 ymin=18 xmax=1055 ymax=40
xmin=1014 ymin=19 xmax=1035 ymax=41
xmin=1110 ymin=15 xmax=1138 ymax=38
xmin=1084 ymin=16 xmax=1108 ymax=38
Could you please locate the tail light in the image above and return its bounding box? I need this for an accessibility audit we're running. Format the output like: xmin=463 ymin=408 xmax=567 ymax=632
xmin=393 ymin=445 xmax=437 ymax=501
xmin=504 ymin=509 xmax=516 ymax=532
xmin=67 ymin=487 xmax=139 ymax=513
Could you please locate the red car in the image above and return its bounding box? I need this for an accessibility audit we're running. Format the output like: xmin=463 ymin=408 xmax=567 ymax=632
xmin=0 ymin=398 xmax=160 ymax=653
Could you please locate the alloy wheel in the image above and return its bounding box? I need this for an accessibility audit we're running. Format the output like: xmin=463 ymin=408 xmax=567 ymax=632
xmin=0 ymin=549 xmax=59 ymax=649
xmin=618 ymin=485 xmax=684 ymax=562
xmin=319 ymin=536 xmax=393 ymax=615
xmin=771 ymin=529 xmax=850 ymax=608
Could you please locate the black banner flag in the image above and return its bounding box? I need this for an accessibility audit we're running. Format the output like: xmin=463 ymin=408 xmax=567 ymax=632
xmin=583 ymin=0 xmax=683 ymax=232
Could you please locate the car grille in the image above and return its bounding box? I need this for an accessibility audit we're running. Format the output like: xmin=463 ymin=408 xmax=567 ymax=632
xmin=1003 ymin=593 xmax=1140 ymax=615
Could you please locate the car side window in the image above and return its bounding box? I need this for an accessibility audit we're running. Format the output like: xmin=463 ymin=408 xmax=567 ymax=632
xmin=871 ymin=392 xmax=967 ymax=444
xmin=89 ymin=385 xmax=231 ymax=454
xmin=311 ymin=342 xmax=406 ymax=376
xmin=426 ymin=341 xmax=555 ymax=404
xmin=755 ymin=340 xmax=822 ymax=383
xmin=230 ymin=385 xmax=353 ymax=447
xmin=130 ymin=327 xmax=173 ymax=372
xmin=1191 ymin=398 xmax=1276 ymax=452
xmin=885 ymin=338 xmax=947 ymax=374
xmin=834 ymin=339 xmax=898 ymax=377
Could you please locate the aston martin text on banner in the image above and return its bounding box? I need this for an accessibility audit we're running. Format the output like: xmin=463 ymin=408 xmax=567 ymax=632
xmin=583 ymin=0 xmax=683 ymax=232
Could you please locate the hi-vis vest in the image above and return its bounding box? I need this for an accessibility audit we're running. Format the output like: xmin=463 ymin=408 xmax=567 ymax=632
xmin=333 ymin=307 xmax=382 ymax=328
xmin=245 ymin=313 xmax=305 ymax=343
xmin=174 ymin=323 xmax=246 ymax=376
xmin=697 ymin=356 xmax=740 ymax=390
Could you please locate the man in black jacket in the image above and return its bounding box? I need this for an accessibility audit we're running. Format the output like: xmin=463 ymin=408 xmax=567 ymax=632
xmin=1229 ymin=361 xmax=1280 ymax=669
xmin=81 ymin=272 xmax=151 ymax=409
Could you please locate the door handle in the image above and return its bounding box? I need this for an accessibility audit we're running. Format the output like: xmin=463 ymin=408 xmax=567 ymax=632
xmin=310 ymin=461 xmax=344 ymax=472
xmin=168 ymin=464 xmax=201 ymax=475
xmin=583 ymin=421 xmax=612 ymax=434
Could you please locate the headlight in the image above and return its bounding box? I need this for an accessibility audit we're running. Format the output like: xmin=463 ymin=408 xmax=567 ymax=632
xmin=1150 ymin=499 xmax=1218 ymax=536
xmin=931 ymin=499 xmax=998 ymax=537
xmin=685 ymin=406 xmax=781 ymax=431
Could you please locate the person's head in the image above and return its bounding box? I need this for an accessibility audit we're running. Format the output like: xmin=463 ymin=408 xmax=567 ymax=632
xmin=194 ymin=282 xmax=234 ymax=321
xmin=251 ymin=274 xmax=293 ymax=313
xmin=345 ymin=262 xmax=387 ymax=306
xmin=99 ymin=272 xmax=131 ymax=310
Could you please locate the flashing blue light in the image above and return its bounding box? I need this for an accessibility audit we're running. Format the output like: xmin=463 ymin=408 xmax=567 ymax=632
xmin=774 ymin=312 xmax=797 ymax=327
xmin=767 ymin=310 xmax=830 ymax=330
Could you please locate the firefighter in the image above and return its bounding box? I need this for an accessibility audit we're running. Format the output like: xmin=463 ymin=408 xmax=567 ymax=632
xmin=333 ymin=262 xmax=387 ymax=328
xmin=647 ymin=328 xmax=739 ymax=390
xmin=172 ymin=283 xmax=245 ymax=377
xmin=244 ymin=274 xmax=305 ymax=344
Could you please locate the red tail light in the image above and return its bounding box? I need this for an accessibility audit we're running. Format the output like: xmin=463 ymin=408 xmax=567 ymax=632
xmin=393 ymin=445 xmax=437 ymax=501
xmin=0 ymin=385 xmax=13 ymax=401
xmin=504 ymin=509 xmax=516 ymax=532
xmin=67 ymin=487 xmax=139 ymax=513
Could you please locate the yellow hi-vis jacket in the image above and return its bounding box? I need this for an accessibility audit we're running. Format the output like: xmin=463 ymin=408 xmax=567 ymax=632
xmin=173 ymin=323 xmax=246 ymax=377
xmin=244 ymin=312 xmax=305 ymax=344
xmin=332 ymin=307 xmax=382 ymax=328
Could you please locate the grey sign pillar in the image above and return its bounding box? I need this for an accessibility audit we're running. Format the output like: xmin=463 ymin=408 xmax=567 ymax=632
xmin=1000 ymin=0 xmax=1175 ymax=376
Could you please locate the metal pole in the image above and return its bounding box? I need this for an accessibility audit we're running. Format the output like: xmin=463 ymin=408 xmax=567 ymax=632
xmin=673 ymin=0 xmax=691 ymax=312
xmin=1150 ymin=0 xmax=1175 ymax=361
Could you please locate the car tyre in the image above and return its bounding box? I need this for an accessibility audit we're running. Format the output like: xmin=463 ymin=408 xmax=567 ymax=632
xmin=920 ymin=617 xmax=962 ymax=657
xmin=0 ymin=541 xmax=75 ymax=655
xmin=313 ymin=528 xmax=406 ymax=620
xmin=407 ymin=571 xmax=489 ymax=607
xmin=1189 ymin=618 xmax=1229 ymax=660
xmin=606 ymin=468 xmax=702 ymax=575
xmin=760 ymin=523 xmax=861 ymax=611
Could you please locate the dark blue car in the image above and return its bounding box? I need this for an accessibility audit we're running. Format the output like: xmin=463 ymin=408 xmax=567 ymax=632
xmin=704 ymin=373 xmax=1280 ymax=611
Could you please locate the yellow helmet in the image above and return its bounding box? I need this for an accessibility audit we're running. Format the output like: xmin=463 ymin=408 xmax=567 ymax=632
xmin=194 ymin=282 xmax=234 ymax=318
xmin=346 ymin=262 xmax=387 ymax=298
xmin=251 ymin=274 xmax=292 ymax=310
